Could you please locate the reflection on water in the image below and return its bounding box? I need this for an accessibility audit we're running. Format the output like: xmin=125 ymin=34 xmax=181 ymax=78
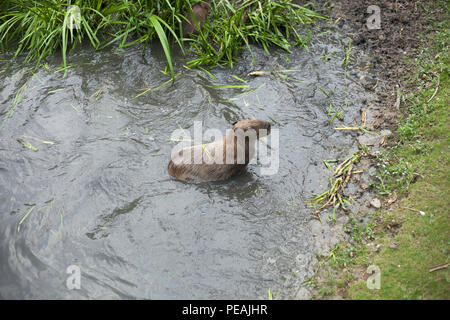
xmin=0 ymin=26 xmax=377 ymax=299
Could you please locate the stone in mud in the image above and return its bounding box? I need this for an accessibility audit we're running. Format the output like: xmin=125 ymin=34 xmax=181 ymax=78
xmin=370 ymin=198 xmax=381 ymax=209
xmin=389 ymin=242 xmax=398 ymax=249
xmin=358 ymin=133 xmax=377 ymax=146
xmin=295 ymin=287 xmax=311 ymax=300
xmin=358 ymin=130 xmax=392 ymax=154
xmin=368 ymin=166 xmax=377 ymax=176
xmin=358 ymin=129 xmax=391 ymax=147
xmin=379 ymin=129 xmax=392 ymax=137
xmin=353 ymin=34 xmax=366 ymax=45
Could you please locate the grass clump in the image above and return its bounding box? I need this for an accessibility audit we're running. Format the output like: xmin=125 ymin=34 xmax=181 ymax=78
xmin=0 ymin=0 xmax=326 ymax=76
xmin=0 ymin=0 xmax=101 ymax=75
xmin=310 ymin=151 xmax=365 ymax=221
xmin=187 ymin=0 xmax=326 ymax=68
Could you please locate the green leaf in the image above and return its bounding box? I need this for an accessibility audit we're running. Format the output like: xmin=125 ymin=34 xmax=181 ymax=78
xmin=148 ymin=14 xmax=174 ymax=80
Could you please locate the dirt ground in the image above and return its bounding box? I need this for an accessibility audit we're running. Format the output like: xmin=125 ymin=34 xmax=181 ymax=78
xmin=329 ymin=0 xmax=435 ymax=128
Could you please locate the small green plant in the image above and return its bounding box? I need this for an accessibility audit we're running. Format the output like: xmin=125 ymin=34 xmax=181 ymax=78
xmin=320 ymin=51 xmax=333 ymax=62
xmin=341 ymin=38 xmax=352 ymax=80
xmin=344 ymin=218 xmax=375 ymax=244
xmin=373 ymin=151 xmax=414 ymax=196
xmin=327 ymin=104 xmax=344 ymax=124
xmin=187 ymin=0 xmax=327 ymax=68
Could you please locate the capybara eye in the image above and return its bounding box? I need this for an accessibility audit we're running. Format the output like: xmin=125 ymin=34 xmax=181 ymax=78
xmin=232 ymin=121 xmax=238 ymax=126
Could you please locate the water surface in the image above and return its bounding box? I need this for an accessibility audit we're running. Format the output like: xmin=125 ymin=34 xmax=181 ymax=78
xmin=0 ymin=26 xmax=377 ymax=299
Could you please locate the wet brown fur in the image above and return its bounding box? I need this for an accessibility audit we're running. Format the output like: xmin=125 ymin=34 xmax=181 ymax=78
xmin=168 ymin=120 xmax=271 ymax=182
xmin=182 ymin=1 xmax=211 ymax=37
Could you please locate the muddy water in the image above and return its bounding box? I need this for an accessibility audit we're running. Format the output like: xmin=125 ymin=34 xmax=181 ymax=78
xmin=0 ymin=27 xmax=377 ymax=299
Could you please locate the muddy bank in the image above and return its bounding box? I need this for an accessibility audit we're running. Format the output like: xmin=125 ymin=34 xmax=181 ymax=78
xmin=331 ymin=0 xmax=432 ymax=128
xmin=297 ymin=0 xmax=442 ymax=299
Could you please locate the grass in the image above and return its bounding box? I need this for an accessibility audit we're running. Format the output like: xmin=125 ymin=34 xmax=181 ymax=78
xmin=307 ymin=7 xmax=449 ymax=299
xmin=17 ymin=138 xmax=39 ymax=151
xmin=0 ymin=0 xmax=326 ymax=77
xmin=310 ymin=151 xmax=365 ymax=221
xmin=0 ymin=0 xmax=101 ymax=76
xmin=17 ymin=205 xmax=36 ymax=232
xmin=327 ymin=103 xmax=344 ymax=124
xmin=186 ymin=0 xmax=326 ymax=68
xmin=341 ymin=37 xmax=352 ymax=80
xmin=134 ymin=72 xmax=181 ymax=98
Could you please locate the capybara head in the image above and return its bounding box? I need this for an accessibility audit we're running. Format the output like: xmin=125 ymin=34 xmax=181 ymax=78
xmin=182 ymin=1 xmax=211 ymax=36
xmin=196 ymin=1 xmax=210 ymax=11
xmin=231 ymin=119 xmax=271 ymax=138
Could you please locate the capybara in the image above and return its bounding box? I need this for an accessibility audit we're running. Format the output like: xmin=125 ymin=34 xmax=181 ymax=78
xmin=168 ymin=120 xmax=271 ymax=181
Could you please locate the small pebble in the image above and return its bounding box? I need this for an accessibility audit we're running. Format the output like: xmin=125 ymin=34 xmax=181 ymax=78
xmin=389 ymin=242 xmax=398 ymax=249
xmin=370 ymin=198 xmax=381 ymax=208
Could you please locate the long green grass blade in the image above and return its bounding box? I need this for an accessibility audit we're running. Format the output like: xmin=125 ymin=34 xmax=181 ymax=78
xmin=149 ymin=14 xmax=174 ymax=80
xmin=17 ymin=205 xmax=36 ymax=232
